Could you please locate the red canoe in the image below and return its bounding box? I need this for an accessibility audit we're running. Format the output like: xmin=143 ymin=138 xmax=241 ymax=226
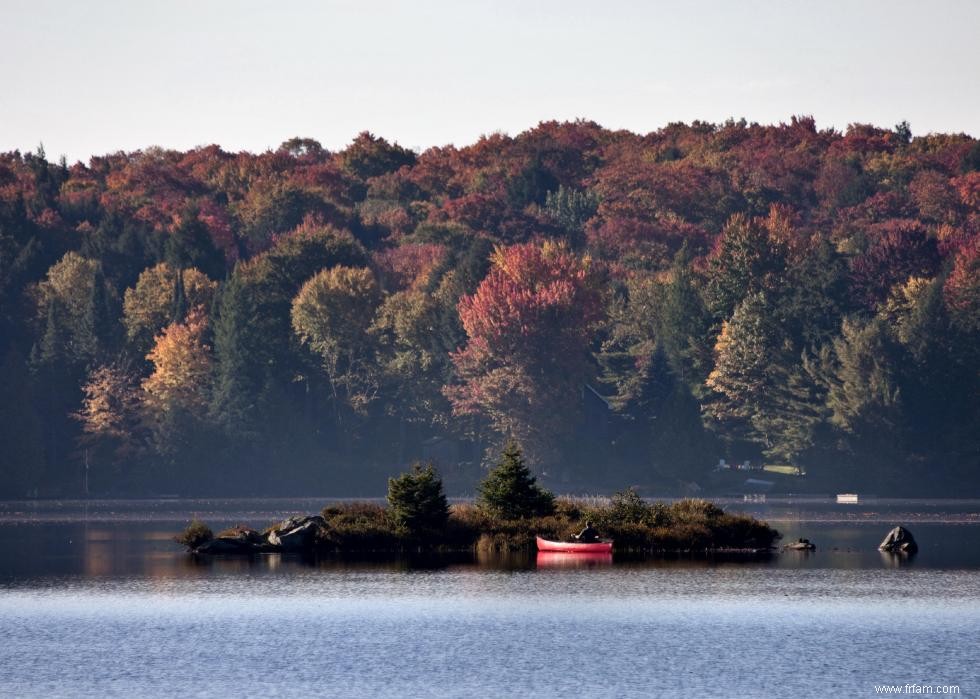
xmin=535 ymin=536 xmax=613 ymax=553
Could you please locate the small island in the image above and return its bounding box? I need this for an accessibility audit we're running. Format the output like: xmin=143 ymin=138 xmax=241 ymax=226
xmin=176 ymin=444 xmax=780 ymax=556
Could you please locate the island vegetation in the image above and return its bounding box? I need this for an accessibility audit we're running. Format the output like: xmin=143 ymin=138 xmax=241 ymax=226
xmin=0 ymin=119 xmax=978 ymax=498
xmin=177 ymin=445 xmax=780 ymax=555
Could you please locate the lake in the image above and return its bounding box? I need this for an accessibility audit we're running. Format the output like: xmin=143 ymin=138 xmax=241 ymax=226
xmin=1 ymin=498 xmax=978 ymax=698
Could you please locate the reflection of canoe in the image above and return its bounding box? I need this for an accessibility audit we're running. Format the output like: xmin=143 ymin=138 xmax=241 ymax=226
xmin=536 ymin=551 xmax=613 ymax=568
xmin=535 ymin=536 xmax=613 ymax=553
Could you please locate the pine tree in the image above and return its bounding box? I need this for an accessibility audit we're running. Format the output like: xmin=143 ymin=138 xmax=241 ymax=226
xmin=386 ymin=463 xmax=449 ymax=535
xmin=210 ymin=272 xmax=261 ymax=438
xmin=704 ymin=292 xmax=822 ymax=460
xmin=165 ymin=206 xmax=225 ymax=279
xmin=171 ymin=268 xmax=187 ymax=325
xmin=477 ymin=443 xmax=555 ymax=520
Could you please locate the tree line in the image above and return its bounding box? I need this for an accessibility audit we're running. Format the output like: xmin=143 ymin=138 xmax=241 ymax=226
xmin=0 ymin=119 xmax=977 ymax=497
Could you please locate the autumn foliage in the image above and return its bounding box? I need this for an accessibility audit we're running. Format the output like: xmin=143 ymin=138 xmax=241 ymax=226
xmin=447 ymin=241 xmax=604 ymax=459
xmin=0 ymin=118 xmax=978 ymax=496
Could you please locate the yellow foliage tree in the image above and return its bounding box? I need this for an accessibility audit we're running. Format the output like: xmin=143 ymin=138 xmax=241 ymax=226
xmin=142 ymin=308 xmax=213 ymax=426
xmin=123 ymin=263 xmax=216 ymax=354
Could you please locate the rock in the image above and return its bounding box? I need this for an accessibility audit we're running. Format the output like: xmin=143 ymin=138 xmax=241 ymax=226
xmin=878 ymin=526 xmax=918 ymax=554
xmin=267 ymin=515 xmax=325 ymax=551
xmin=194 ymin=537 xmax=255 ymax=555
xmin=216 ymin=526 xmax=265 ymax=546
xmin=785 ymin=538 xmax=815 ymax=551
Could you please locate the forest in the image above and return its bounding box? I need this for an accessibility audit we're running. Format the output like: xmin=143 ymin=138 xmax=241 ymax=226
xmin=0 ymin=117 xmax=977 ymax=497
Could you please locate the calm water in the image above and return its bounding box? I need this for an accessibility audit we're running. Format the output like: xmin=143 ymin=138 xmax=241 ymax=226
xmin=1 ymin=499 xmax=978 ymax=698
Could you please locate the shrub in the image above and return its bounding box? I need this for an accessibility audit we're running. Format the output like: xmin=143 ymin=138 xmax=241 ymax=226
xmin=477 ymin=442 xmax=555 ymax=520
xmin=387 ymin=462 xmax=450 ymax=535
xmin=669 ymin=499 xmax=724 ymax=524
xmin=175 ymin=519 xmax=213 ymax=548
xmin=318 ymin=502 xmax=400 ymax=550
xmin=608 ymin=487 xmax=651 ymax=524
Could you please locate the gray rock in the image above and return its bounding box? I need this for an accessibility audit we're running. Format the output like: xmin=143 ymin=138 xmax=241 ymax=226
xmin=878 ymin=526 xmax=918 ymax=554
xmin=267 ymin=515 xmax=325 ymax=551
xmin=194 ymin=537 xmax=254 ymax=555
xmin=785 ymin=538 xmax=816 ymax=551
xmin=217 ymin=526 xmax=265 ymax=546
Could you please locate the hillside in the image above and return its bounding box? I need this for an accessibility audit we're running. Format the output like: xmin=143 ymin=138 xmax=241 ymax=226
xmin=0 ymin=118 xmax=977 ymax=496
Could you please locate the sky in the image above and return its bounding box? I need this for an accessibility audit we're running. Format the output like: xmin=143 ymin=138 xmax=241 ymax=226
xmin=1 ymin=0 xmax=978 ymax=163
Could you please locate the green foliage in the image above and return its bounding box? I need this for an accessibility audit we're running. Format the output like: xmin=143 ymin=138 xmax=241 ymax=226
xmin=477 ymin=443 xmax=555 ymax=520
xmin=175 ymin=519 xmax=213 ymax=548
xmin=705 ymin=292 xmax=823 ymax=460
xmin=165 ymin=206 xmax=225 ymax=279
xmin=0 ymin=349 xmax=45 ymax=496
xmin=583 ymin=497 xmax=777 ymax=551
xmin=0 ymin=121 xmax=978 ymax=496
xmin=669 ymin=498 xmax=725 ymax=523
xmin=544 ymin=185 xmax=599 ymax=242
xmin=33 ymin=252 xmax=108 ymax=367
xmin=608 ymin=488 xmax=659 ymax=525
xmin=704 ymin=214 xmax=786 ymax=320
xmin=209 ymin=270 xmax=262 ymax=438
xmin=340 ymin=131 xmax=417 ymax=182
xmin=318 ymin=502 xmax=402 ymax=550
xmin=203 ymin=497 xmax=781 ymax=554
xmin=387 ymin=463 xmax=450 ymax=535
xmin=894 ymin=120 xmax=912 ymax=145
xmin=291 ymin=265 xmax=381 ymax=415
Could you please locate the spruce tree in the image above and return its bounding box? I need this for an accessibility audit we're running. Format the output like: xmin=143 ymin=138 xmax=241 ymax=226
xmin=387 ymin=463 xmax=449 ymax=535
xmin=165 ymin=206 xmax=225 ymax=280
xmin=477 ymin=442 xmax=555 ymax=520
xmin=210 ymin=272 xmax=261 ymax=438
xmin=171 ymin=268 xmax=187 ymax=325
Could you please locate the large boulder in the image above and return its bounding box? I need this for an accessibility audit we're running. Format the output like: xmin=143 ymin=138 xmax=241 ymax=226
xmin=267 ymin=515 xmax=325 ymax=551
xmin=193 ymin=527 xmax=274 ymax=554
xmin=878 ymin=526 xmax=918 ymax=554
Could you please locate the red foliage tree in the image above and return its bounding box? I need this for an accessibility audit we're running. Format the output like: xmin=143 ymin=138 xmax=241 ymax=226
xmin=850 ymin=219 xmax=940 ymax=308
xmin=445 ymin=241 xmax=605 ymax=463
xmin=944 ymin=236 xmax=980 ymax=332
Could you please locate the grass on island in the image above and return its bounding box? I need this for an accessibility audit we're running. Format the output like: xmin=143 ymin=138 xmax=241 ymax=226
xmin=179 ymin=494 xmax=780 ymax=555
xmin=177 ymin=444 xmax=780 ymax=555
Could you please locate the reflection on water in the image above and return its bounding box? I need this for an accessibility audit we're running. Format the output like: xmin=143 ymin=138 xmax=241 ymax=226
xmin=1 ymin=518 xmax=979 ymax=585
xmin=1 ymin=501 xmax=979 ymax=698
xmin=1 ymin=561 xmax=979 ymax=698
xmin=536 ymin=551 xmax=613 ymax=568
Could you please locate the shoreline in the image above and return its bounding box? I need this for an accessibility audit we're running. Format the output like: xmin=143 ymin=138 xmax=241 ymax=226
xmin=175 ymin=499 xmax=783 ymax=557
xmin=1 ymin=496 xmax=979 ymax=525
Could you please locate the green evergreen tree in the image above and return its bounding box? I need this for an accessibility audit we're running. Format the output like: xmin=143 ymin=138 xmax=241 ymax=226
xmin=705 ymin=292 xmax=822 ymax=461
xmin=386 ymin=462 xmax=449 ymax=535
xmin=658 ymin=248 xmax=713 ymax=386
xmin=704 ymin=214 xmax=786 ymax=320
xmin=37 ymin=300 xmax=67 ymax=367
xmin=171 ymin=268 xmax=187 ymax=325
xmin=210 ymin=271 xmax=261 ymax=439
xmin=165 ymin=206 xmax=225 ymax=279
xmin=477 ymin=443 xmax=555 ymax=520
xmin=545 ymin=185 xmax=599 ymax=244
xmin=0 ymin=349 xmax=46 ymax=496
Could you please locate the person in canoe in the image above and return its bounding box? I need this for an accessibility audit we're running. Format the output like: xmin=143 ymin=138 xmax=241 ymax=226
xmin=574 ymin=520 xmax=600 ymax=543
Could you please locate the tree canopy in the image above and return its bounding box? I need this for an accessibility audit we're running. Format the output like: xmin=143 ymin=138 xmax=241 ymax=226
xmin=0 ymin=119 xmax=977 ymax=496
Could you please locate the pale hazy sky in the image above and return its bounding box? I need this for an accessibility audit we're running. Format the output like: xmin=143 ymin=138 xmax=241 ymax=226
xmin=2 ymin=0 xmax=978 ymax=163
